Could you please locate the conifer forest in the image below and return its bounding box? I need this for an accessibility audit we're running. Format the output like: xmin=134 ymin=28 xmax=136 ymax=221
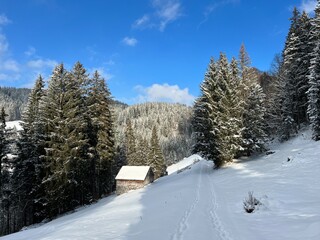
xmin=1 ymin=4 xmax=320 ymax=237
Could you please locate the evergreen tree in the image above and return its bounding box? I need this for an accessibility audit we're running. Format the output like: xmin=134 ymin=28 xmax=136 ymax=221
xmin=192 ymin=58 xmax=220 ymax=162
xmin=68 ymin=62 xmax=92 ymax=205
xmin=265 ymin=54 xmax=285 ymax=135
xmin=0 ymin=107 xmax=12 ymax=236
xmin=215 ymin=54 xmax=243 ymax=165
xmin=149 ymin=126 xmax=166 ymax=179
xmin=242 ymin=84 xmax=267 ymax=155
xmin=307 ymin=42 xmax=320 ymax=140
xmin=125 ymin=119 xmax=138 ymax=165
xmin=239 ymin=43 xmax=251 ymax=81
xmin=193 ymin=54 xmax=244 ymax=168
xmin=308 ymin=2 xmax=320 ymax=140
xmin=0 ymin=107 xmax=7 ymax=200
xmin=136 ymin=136 xmax=150 ymax=165
xmin=11 ymin=75 xmax=46 ymax=229
xmin=280 ymin=8 xmax=311 ymax=139
xmin=87 ymin=70 xmax=115 ymax=197
xmin=41 ymin=63 xmax=83 ymax=216
xmin=237 ymin=45 xmax=267 ymax=155
xmin=0 ymin=107 xmax=6 ymax=191
xmin=295 ymin=12 xmax=312 ymax=124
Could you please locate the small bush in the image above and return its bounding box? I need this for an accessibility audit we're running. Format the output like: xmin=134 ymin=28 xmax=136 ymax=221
xmin=243 ymin=191 xmax=261 ymax=213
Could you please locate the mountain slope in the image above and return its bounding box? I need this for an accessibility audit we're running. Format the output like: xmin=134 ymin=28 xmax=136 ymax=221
xmin=1 ymin=130 xmax=320 ymax=240
xmin=114 ymin=102 xmax=193 ymax=164
xmin=0 ymin=87 xmax=31 ymax=121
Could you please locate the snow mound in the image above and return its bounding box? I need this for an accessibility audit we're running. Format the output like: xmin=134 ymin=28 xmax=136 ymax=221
xmin=166 ymin=154 xmax=202 ymax=175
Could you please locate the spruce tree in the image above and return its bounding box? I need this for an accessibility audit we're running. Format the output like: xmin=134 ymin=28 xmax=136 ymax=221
xmin=125 ymin=119 xmax=138 ymax=165
xmin=280 ymin=8 xmax=312 ymax=140
xmin=11 ymin=75 xmax=46 ymax=229
xmin=193 ymin=54 xmax=244 ymax=168
xmin=308 ymin=2 xmax=320 ymax=140
xmin=242 ymin=84 xmax=267 ymax=155
xmin=265 ymin=54 xmax=285 ymax=135
xmin=149 ymin=126 xmax=166 ymax=179
xmin=0 ymin=107 xmax=6 ymax=195
xmin=87 ymin=70 xmax=115 ymax=197
xmin=237 ymin=45 xmax=267 ymax=155
xmin=68 ymin=62 xmax=92 ymax=205
xmin=0 ymin=107 xmax=11 ymax=236
xmin=215 ymin=54 xmax=243 ymax=165
xmin=136 ymin=136 xmax=150 ymax=165
xmin=307 ymin=42 xmax=320 ymax=140
xmin=192 ymin=58 xmax=220 ymax=162
xmin=280 ymin=9 xmax=301 ymax=140
xmin=41 ymin=63 xmax=80 ymax=216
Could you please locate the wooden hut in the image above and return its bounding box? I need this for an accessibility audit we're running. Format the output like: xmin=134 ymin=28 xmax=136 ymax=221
xmin=115 ymin=166 xmax=154 ymax=195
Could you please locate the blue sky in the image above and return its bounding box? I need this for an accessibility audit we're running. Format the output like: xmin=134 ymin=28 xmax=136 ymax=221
xmin=0 ymin=0 xmax=317 ymax=105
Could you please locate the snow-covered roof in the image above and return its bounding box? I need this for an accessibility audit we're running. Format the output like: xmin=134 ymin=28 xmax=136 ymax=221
xmin=115 ymin=166 xmax=151 ymax=181
xmin=5 ymin=121 xmax=23 ymax=131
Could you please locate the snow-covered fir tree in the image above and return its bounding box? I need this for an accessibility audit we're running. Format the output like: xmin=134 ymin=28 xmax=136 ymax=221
xmin=192 ymin=58 xmax=219 ymax=162
xmin=125 ymin=119 xmax=138 ymax=165
xmin=148 ymin=126 xmax=166 ymax=179
xmin=193 ymin=53 xmax=244 ymax=168
xmin=280 ymin=8 xmax=312 ymax=140
xmin=10 ymin=75 xmax=46 ymax=231
xmin=264 ymin=54 xmax=285 ymax=135
xmin=87 ymin=70 xmax=115 ymax=197
xmin=242 ymin=84 xmax=267 ymax=155
xmin=237 ymin=45 xmax=267 ymax=155
xmin=308 ymin=42 xmax=320 ymax=140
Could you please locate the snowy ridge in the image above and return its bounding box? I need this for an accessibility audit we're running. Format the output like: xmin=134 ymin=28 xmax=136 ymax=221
xmin=1 ymin=130 xmax=320 ymax=240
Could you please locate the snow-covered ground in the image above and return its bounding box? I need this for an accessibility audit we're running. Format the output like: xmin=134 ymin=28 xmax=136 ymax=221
xmin=1 ymin=130 xmax=320 ymax=240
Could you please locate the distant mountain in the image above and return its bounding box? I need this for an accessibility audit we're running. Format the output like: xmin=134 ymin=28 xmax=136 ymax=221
xmin=0 ymin=86 xmax=128 ymax=121
xmin=0 ymin=87 xmax=31 ymax=121
xmin=114 ymin=102 xmax=194 ymax=165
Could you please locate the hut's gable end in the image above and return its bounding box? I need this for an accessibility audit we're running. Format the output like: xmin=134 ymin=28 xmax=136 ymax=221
xmin=115 ymin=166 xmax=154 ymax=195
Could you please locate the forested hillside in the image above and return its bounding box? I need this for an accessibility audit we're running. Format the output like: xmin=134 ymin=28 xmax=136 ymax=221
xmin=114 ymin=102 xmax=193 ymax=165
xmin=0 ymin=87 xmax=31 ymax=121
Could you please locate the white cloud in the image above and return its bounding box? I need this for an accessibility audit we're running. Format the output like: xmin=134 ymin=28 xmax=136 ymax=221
xmin=89 ymin=67 xmax=114 ymax=81
xmin=133 ymin=15 xmax=151 ymax=29
xmin=24 ymin=46 xmax=36 ymax=56
xmin=133 ymin=0 xmax=183 ymax=31
xmin=199 ymin=0 xmax=240 ymax=28
xmin=27 ymin=59 xmax=58 ymax=69
xmin=299 ymin=0 xmax=317 ymax=14
xmin=2 ymin=59 xmax=19 ymax=72
xmin=0 ymin=33 xmax=9 ymax=55
xmin=155 ymin=1 xmax=182 ymax=31
xmin=104 ymin=60 xmax=115 ymax=66
xmin=122 ymin=37 xmax=138 ymax=46
xmin=0 ymin=14 xmax=11 ymax=26
xmin=134 ymin=83 xmax=195 ymax=106
xmin=0 ymin=19 xmax=59 ymax=87
xmin=0 ymin=73 xmax=8 ymax=80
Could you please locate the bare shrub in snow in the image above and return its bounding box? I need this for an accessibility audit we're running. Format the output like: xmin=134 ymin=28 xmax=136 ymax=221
xmin=243 ymin=191 xmax=261 ymax=213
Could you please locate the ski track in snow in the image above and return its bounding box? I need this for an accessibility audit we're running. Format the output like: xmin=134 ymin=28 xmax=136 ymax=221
xmin=205 ymin=163 xmax=233 ymax=240
xmin=170 ymin=163 xmax=204 ymax=240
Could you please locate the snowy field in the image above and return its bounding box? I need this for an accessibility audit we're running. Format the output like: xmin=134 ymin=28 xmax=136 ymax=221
xmin=1 ymin=130 xmax=320 ymax=240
